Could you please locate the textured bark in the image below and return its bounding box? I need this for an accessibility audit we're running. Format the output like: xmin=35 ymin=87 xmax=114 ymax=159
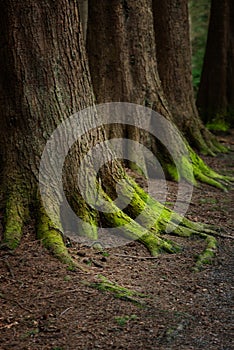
xmin=78 ymin=0 xmax=88 ymax=42
xmin=87 ymin=0 xmax=169 ymax=112
xmin=0 ymin=0 xmax=94 ymax=185
xmin=87 ymin=0 xmax=230 ymax=185
xmin=197 ymin=0 xmax=234 ymax=127
xmin=0 ymin=0 xmax=101 ymax=261
xmin=87 ymin=0 xmax=178 ymax=175
xmin=152 ymin=0 xmax=223 ymax=154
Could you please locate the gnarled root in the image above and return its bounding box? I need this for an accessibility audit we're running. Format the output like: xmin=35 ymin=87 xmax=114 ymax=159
xmin=0 ymin=174 xmax=226 ymax=271
xmin=165 ymin=147 xmax=234 ymax=191
xmin=36 ymin=203 xmax=74 ymax=266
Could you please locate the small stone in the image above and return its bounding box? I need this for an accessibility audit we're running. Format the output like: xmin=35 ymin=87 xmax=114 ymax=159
xmin=100 ymin=256 xmax=107 ymax=262
xmin=77 ymin=250 xmax=86 ymax=257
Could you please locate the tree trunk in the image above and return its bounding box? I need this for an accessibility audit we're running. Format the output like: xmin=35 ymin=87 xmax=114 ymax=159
xmin=0 ymin=0 xmax=229 ymax=269
xmin=78 ymin=0 xmax=88 ymax=42
xmin=152 ymin=0 xmax=224 ymax=155
xmin=189 ymin=0 xmax=211 ymax=94
xmin=87 ymin=0 xmax=167 ymax=112
xmin=87 ymin=0 xmax=172 ymax=175
xmin=0 ymin=0 xmax=100 ymax=263
xmin=87 ymin=0 xmax=229 ymax=186
xmin=197 ymin=0 xmax=234 ymax=128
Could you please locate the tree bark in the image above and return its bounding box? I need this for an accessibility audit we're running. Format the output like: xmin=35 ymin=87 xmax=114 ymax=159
xmin=87 ymin=0 xmax=229 ymax=184
xmin=87 ymin=0 xmax=171 ymax=114
xmin=78 ymin=0 xmax=88 ymax=42
xmin=87 ymin=0 xmax=172 ymax=175
xmin=0 ymin=0 xmax=99 ymax=263
xmin=197 ymin=0 xmax=234 ymax=128
xmin=152 ymin=0 xmax=224 ymax=154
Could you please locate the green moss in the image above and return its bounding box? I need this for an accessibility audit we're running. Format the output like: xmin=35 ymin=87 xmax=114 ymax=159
xmin=189 ymin=146 xmax=233 ymax=190
xmin=100 ymin=189 xmax=147 ymax=240
xmin=124 ymin=176 xmax=222 ymax=268
xmin=139 ymin=231 xmax=180 ymax=256
xmin=166 ymin=163 xmax=180 ymax=182
xmin=89 ymin=275 xmax=146 ymax=305
xmin=180 ymin=156 xmax=196 ymax=183
xmin=76 ymin=214 xmax=98 ymax=240
xmin=195 ymin=235 xmax=217 ymax=270
xmin=114 ymin=314 xmax=138 ymax=326
xmin=70 ymin=194 xmax=99 ymax=240
xmin=207 ymin=119 xmax=230 ymax=132
xmin=166 ymin=156 xmax=196 ymax=185
xmin=2 ymin=190 xmax=26 ymax=249
xmin=37 ymin=204 xmax=74 ymax=266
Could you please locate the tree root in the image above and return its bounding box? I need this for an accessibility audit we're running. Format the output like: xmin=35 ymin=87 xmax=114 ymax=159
xmin=164 ymin=146 xmax=233 ymax=190
xmin=197 ymin=132 xmax=228 ymax=156
xmin=190 ymin=149 xmax=234 ymax=190
xmin=194 ymin=235 xmax=217 ymax=271
xmin=1 ymin=168 xmax=231 ymax=271
xmin=1 ymin=189 xmax=82 ymax=270
xmin=36 ymin=204 xmax=74 ymax=266
xmin=95 ymin=181 xmax=221 ymax=269
xmin=67 ymin=194 xmax=99 ymax=240
xmin=87 ymin=275 xmax=147 ymax=305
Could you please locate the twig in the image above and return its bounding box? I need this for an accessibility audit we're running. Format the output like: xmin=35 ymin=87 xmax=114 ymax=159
xmin=60 ymin=307 xmax=73 ymax=316
xmin=0 ymin=293 xmax=32 ymax=312
xmin=4 ymin=259 xmax=15 ymax=278
xmin=113 ymin=253 xmax=158 ymax=260
xmin=14 ymin=300 xmax=32 ymax=312
xmin=214 ymin=233 xmax=234 ymax=240
xmin=38 ymin=288 xmax=94 ymax=300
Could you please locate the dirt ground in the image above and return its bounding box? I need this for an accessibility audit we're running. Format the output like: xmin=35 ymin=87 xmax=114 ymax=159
xmin=0 ymin=134 xmax=233 ymax=350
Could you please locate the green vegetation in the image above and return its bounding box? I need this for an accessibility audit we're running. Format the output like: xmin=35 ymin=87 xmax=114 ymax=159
xmin=189 ymin=0 xmax=211 ymax=93
xmin=114 ymin=314 xmax=138 ymax=327
xmin=194 ymin=235 xmax=217 ymax=271
xmin=88 ymin=275 xmax=147 ymax=305
xmin=207 ymin=119 xmax=230 ymax=132
xmin=199 ymin=198 xmax=217 ymax=204
xmin=101 ymin=251 xmax=110 ymax=257
xmin=21 ymin=328 xmax=39 ymax=339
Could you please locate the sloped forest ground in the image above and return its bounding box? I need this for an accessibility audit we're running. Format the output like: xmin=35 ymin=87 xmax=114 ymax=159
xmin=0 ymin=133 xmax=233 ymax=350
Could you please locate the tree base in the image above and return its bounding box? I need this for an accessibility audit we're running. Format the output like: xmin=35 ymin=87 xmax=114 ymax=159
xmin=1 ymin=148 xmax=233 ymax=273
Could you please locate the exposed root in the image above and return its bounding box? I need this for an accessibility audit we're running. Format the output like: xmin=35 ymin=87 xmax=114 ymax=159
xmin=36 ymin=203 xmax=77 ymax=268
xmin=139 ymin=231 xmax=181 ymax=256
xmin=68 ymin=194 xmax=99 ymax=240
xmin=113 ymin=177 xmax=221 ymax=268
xmin=186 ymin=125 xmax=229 ymax=157
xmin=199 ymin=133 xmax=228 ymax=156
xmin=190 ymin=149 xmax=234 ymax=190
xmin=162 ymin=146 xmax=233 ymax=190
xmin=0 ymin=190 xmax=82 ymax=270
xmin=1 ymin=166 xmax=229 ymax=271
xmin=87 ymin=275 xmax=147 ymax=305
xmin=194 ymin=235 xmax=217 ymax=271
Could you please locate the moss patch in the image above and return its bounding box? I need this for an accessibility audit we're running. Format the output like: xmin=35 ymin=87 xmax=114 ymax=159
xmin=88 ymin=275 xmax=147 ymax=305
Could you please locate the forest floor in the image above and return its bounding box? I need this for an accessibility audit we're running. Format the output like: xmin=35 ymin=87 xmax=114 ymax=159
xmin=0 ymin=132 xmax=233 ymax=350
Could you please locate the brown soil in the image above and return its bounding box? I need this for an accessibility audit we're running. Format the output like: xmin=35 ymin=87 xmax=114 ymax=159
xmin=0 ymin=134 xmax=233 ymax=350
